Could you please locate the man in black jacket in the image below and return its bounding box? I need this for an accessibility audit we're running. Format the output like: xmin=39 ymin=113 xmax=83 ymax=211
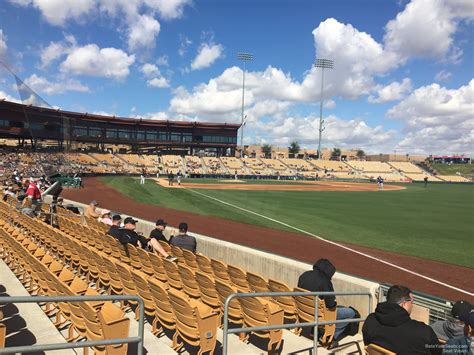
xmin=107 ymin=214 xmax=122 ymax=239
xmin=362 ymin=285 xmax=441 ymax=354
xmin=149 ymin=219 xmax=168 ymax=243
xmin=298 ymin=258 xmax=356 ymax=341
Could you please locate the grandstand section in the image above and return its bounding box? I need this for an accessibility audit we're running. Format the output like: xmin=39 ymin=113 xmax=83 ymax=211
xmin=389 ymin=162 xmax=425 ymax=174
xmin=202 ymin=157 xmax=227 ymax=175
xmin=345 ymin=161 xmax=393 ymax=173
xmin=184 ymin=155 xmax=205 ymax=174
xmin=310 ymin=160 xmax=351 ymax=172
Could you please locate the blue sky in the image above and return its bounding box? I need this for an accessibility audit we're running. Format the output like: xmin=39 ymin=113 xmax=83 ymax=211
xmin=0 ymin=0 xmax=472 ymax=155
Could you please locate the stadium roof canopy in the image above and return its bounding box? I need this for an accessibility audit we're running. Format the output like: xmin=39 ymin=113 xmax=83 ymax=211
xmin=0 ymin=100 xmax=240 ymax=153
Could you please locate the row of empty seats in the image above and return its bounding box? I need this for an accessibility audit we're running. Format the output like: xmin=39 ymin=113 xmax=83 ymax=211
xmin=0 ymin=200 xmax=338 ymax=353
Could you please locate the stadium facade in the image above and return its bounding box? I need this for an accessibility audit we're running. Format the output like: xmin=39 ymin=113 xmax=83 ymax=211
xmin=0 ymin=100 xmax=240 ymax=155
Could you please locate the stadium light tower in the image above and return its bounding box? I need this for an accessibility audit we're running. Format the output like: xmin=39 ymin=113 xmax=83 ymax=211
xmin=314 ymin=58 xmax=334 ymax=159
xmin=237 ymin=52 xmax=253 ymax=157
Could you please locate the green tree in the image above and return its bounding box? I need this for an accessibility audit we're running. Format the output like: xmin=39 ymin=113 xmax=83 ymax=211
xmin=261 ymin=144 xmax=272 ymax=158
xmin=288 ymin=141 xmax=300 ymax=158
xmin=331 ymin=148 xmax=341 ymax=160
xmin=356 ymin=149 xmax=365 ymax=160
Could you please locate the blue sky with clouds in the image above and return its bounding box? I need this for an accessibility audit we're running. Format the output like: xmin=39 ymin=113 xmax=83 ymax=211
xmin=0 ymin=0 xmax=472 ymax=155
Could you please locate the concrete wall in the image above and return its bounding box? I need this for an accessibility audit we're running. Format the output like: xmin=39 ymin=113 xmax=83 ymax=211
xmin=62 ymin=198 xmax=379 ymax=318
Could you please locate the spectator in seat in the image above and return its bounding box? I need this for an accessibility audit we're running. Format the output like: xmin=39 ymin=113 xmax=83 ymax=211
xmin=85 ymin=200 xmax=100 ymax=218
xmin=443 ymin=310 xmax=474 ymax=355
xmin=98 ymin=209 xmax=113 ymax=226
xmin=431 ymin=300 xmax=472 ymax=341
xmin=149 ymin=219 xmax=169 ymax=244
xmin=21 ymin=178 xmax=42 ymax=210
xmin=169 ymin=222 xmax=196 ymax=253
xmin=118 ymin=217 xmax=176 ymax=260
xmin=107 ymin=214 xmax=122 ymax=239
xmin=298 ymin=258 xmax=356 ymax=342
xmin=362 ymin=285 xmax=441 ymax=354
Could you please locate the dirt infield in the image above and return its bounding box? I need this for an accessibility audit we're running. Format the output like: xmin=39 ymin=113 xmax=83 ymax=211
xmin=62 ymin=177 xmax=473 ymax=302
xmin=156 ymin=178 xmax=406 ymax=192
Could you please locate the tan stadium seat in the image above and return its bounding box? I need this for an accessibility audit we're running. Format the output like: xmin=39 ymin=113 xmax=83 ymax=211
xmin=148 ymin=277 xmax=176 ymax=336
xmin=365 ymin=343 xmax=396 ymax=355
xmin=101 ymin=258 xmax=124 ymax=300
xmin=168 ymin=288 xmax=219 ymax=355
xmin=162 ymin=258 xmax=183 ymax=290
xmin=267 ymin=278 xmax=297 ymax=322
xmin=196 ymin=254 xmax=214 ymax=275
xmin=130 ymin=269 xmax=158 ymax=318
xmin=135 ymin=247 xmax=155 ymax=276
xmin=227 ymin=264 xmax=251 ymax=292
xmin=215 ymin=279 xmax=244 ymax=333
xmin=178 ymin=264 xmax=201 ymax=299
xmin=124 ymin=244 xmax=142 ymax=270
xmin=182 ymin=248 xmax=199 ymax=270
xmin=148 ymin=253 xmax=169 ymax=283
xmin=246 ymin=271 xmax=270 ymax=293
xmin=158 ymin=240 xmax=171 ymax=254
xmin=0 ymin=319 xmax=6 ymax=348
xmin=238 ymin=296 xmax=284 ymax=351
xmin=293 ymin=287 xmax=336 ymax=347
xmin=114 ymin=263 xmax=140 ymax=315
xmin=195 ymin=271 xmax=221 ymax=316
xmin=211 ymin=258 xmax=231 ymax=283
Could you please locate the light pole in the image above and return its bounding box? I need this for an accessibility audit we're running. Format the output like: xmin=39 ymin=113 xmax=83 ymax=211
xmin=237 ymin=52 xmax=253 ymax=157
xmin=314 ymin=58 xmax=333 ymax=160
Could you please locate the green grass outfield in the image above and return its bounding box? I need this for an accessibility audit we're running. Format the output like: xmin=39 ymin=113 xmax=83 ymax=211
xmin=102 ymin=177 xmax=474 ymax=268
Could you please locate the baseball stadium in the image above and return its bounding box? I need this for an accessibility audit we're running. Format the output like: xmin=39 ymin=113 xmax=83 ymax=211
xmin=0 ymin=95 xmax=474 ymax=354
xmin=1 ymin=1 xmax=473 ymax=354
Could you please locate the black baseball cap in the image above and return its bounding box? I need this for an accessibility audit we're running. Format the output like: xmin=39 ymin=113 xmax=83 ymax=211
xmin=452 ymin=300 xmax=473 ymax=319
xmin=112 ymin=214 xmax=122 ymax=221
xmin=124 ymin=217 xmax=138 ymax=225
xmin=156 ymin=219 xmax=167 ymax=226
xmin=178 ymin=222 xmax=188 ymax=232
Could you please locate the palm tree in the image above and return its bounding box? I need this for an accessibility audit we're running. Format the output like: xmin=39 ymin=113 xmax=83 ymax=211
xmin=261 ymin=144 xmax=272 ymax=158
xmin=288 ymin=141 xmax=300 ymax=158
xmin=331 ymin=148 xmax=341 ymax=160
xmin=356 ymin=149 xmax=365 ymax=160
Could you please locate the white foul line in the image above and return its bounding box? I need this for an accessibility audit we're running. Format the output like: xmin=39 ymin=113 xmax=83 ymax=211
xmin=186 ymin=187 xmax=473 ymax=297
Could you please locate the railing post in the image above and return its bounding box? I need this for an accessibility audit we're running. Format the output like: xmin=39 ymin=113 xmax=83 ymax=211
xmin=137 ymin=297 xmax=145 ymax=355
xmin=222 ymin=293 xmax=232 ymax=355
xmin=313 ymin=296 xmax=319 ymax=355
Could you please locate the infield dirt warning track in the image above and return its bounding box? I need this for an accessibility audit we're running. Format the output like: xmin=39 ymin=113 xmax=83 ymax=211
xmin=155 ymin=178 xmax=406 ymax=192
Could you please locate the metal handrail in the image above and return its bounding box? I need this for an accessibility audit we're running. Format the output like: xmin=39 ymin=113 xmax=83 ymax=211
xmin=222 ymin=291 xmax=372 ymax=355
xmin=0 ymin=294 xmax=144 ymax=355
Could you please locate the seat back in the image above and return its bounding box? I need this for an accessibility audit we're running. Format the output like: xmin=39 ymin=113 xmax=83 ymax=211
xmin=168 ymin=288 xmax=218 ymax=354
xmin=135 ymin=248 xmax=154 ymax=276
xmin=293 ymin=287 xmax=335 ymax=344
xmin=182 ymin=248 xmax=198 ymax=270
xmin=215 ymin=279 xmax=242 ymax=324
xmin=148 ymin=278 xmax=175 ymax=330
xmin=247 ymin=271 xmax=270 ymax=293
xmin=148 ymin=253 xmax=168 ymax=283
xmin=195 ymin=271 xmax=220 ymax=312
xmin=162 ymin=258 xmax=183 ymax=290
xmin=124 ymin=244 xmax=142 ymax=270
xmin=178 ymin=264 xmax=200 ymax=299
xmin=227 ymin=264 xmax=250 ymax=291
xmin=196 ymin=254 xmax=213 ymax=275
xmin=211 ymin=258 xmax=230 ymax=282
xmin=267 ymin=278 xmax=297 ymax=320
xmin=365 ymin=344 xmax=396 ymax=355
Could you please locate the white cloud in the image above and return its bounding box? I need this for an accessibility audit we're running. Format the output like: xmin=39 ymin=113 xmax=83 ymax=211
xmin=388 ymin=79 xmax=474 ymax=154
xmin=190 ymin=43 xmax=224 ymax=71
xmin=9 ymin=0 xmax=96 ymax=26
xmin=0 ymin=30 xmax=7 ymax=60
xmin=60 ymin=44 xmax=135 ymax=80
xmin=141 ymin=111 xmax=168 ymax=120
xmin=324 ymin=99 xmax=336 ymax=109
xmin=156 ymin=55 xmax=169 ymax=66
xmin=127 ymin=14 xmax=161 ymax=53
xmin=0 ymin=91 xmax=20 ymax=103
xmin=434 ymin=70 xmax=452 ymax=82
xmin=147 ymin=77 xmax=169 ymax=88
xmin=23 ymin=74 xmax=89 ymax=95
xmin=252 ymin=114 xmax=397 ymax=151
xmin=368 ymin=78 xmax=412 ymax=103
xmin=143 ymin=0 xmax=191 ymax=20
xmin=178 ymin=35 xmax=192 ymax=56
xmin=140 ymin=63 xmax=160 ymax=77
xmin=39 ymin=41 xmax=68 ymax=69
xmin=384 ymin=0 xmax=474 ymax=61
xmin=139 ymin=63 xmax=170 ymax=88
